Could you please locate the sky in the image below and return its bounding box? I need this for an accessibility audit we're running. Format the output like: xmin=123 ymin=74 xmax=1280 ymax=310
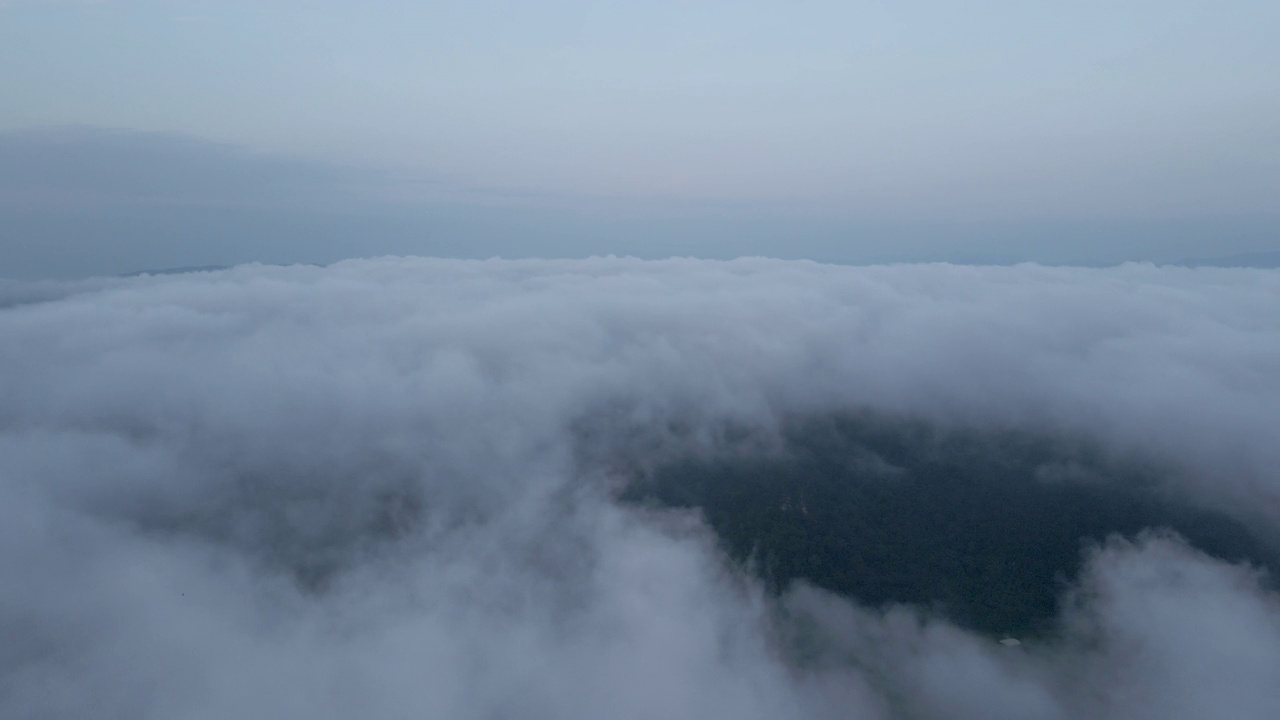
xmin=1 ymin=0 xmax=1278 ymax=274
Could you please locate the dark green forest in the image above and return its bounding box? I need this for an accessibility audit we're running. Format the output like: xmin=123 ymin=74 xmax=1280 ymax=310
xmin=619 ymin=412 xmax=1278 ymax=638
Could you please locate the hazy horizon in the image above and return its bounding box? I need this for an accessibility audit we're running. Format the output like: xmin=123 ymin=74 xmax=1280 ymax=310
xmin=3 ymin=1 xmax=1278 ymax=276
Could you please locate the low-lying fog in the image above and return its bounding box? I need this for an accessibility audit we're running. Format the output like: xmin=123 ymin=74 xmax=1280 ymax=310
xmin=2 ymin=257 xmax=1278 ymax=719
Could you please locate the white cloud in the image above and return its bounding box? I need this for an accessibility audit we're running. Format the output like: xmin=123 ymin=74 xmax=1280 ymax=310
xmin=1 ymin=257 xmax=1277 ymax=718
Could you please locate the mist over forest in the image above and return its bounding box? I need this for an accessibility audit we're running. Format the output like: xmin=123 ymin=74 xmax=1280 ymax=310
xmin=613 ymin=410 xmax=1278 ymax=638
xmin=2 ymin=257 xmax=1279 ymax=719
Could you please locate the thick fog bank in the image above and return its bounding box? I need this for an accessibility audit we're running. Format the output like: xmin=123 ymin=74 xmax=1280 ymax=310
xmin=1 ymin=257 xmax=1278 ymax=719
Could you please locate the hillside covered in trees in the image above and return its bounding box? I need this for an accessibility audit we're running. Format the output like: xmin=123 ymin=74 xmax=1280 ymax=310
xmin=621 ymin=412 xmax=1278 ymax=638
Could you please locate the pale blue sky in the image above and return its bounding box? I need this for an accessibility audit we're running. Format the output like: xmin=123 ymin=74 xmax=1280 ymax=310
xmin=2 ymin=1 xmax=1278 ymax=276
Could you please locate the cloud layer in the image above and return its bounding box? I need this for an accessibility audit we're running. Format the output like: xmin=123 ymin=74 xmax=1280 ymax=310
xmin=1 ymin=257 xmax=1278 ymax=718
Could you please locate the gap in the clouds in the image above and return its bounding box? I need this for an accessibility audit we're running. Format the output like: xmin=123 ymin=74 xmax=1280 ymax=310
xmin=604 ymin=410 xmax=1279 ymax=639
